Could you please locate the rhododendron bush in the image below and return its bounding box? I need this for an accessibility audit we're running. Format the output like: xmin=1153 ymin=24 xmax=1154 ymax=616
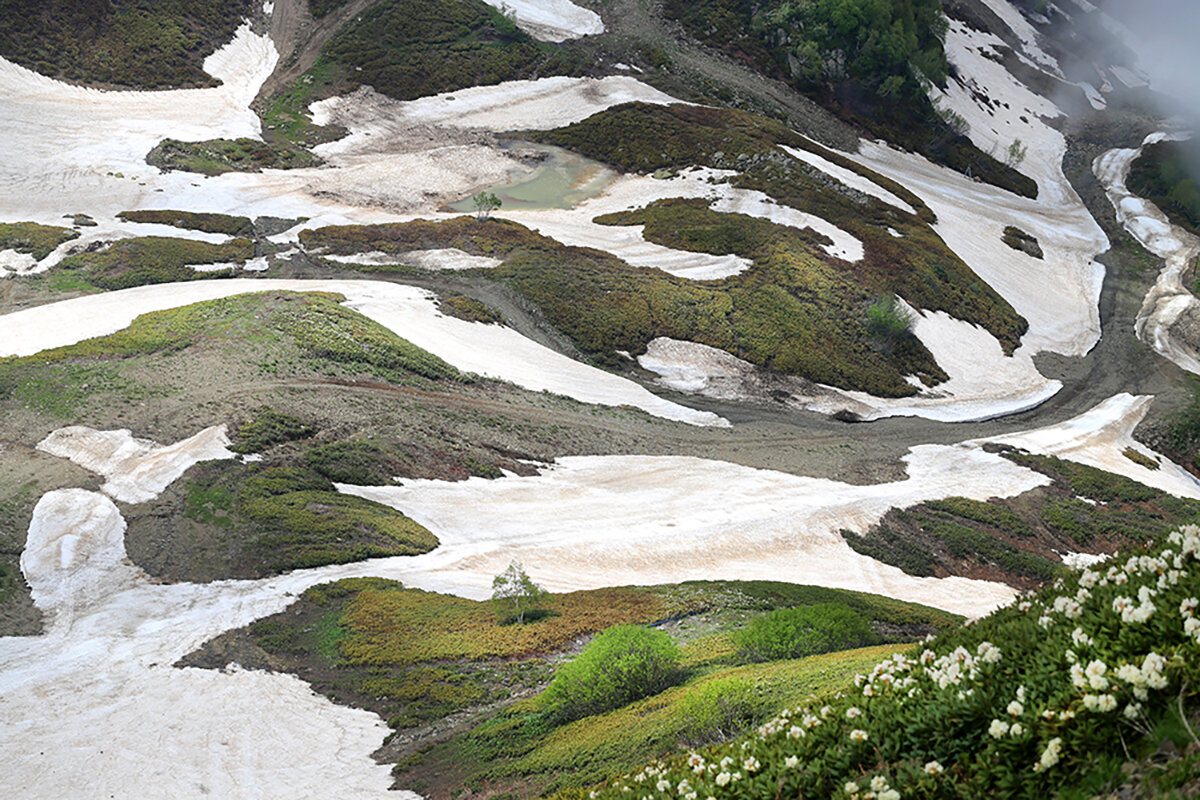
xmin=578 ymin=526 xmax=1200 ymax=798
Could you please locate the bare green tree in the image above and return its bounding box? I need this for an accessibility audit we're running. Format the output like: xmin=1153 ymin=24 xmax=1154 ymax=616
xmin=472 ymin=190 xmax=501 ymax=221
xmin=491 ymin=560 xmax=548 ymax=624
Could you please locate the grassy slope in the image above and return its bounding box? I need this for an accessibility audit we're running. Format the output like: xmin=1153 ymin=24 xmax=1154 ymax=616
xmin=571 ymin=525 xmax=1200 ymax=800
xmin=0 ymin=0 xmax=252 ymax=88
xmin=215 ymin=578 xmax=958 ymax=797
xmin=0 ymin=291 xmax=468 ymax=577
xmin=320 ymin=0 xmax=591 ymax=102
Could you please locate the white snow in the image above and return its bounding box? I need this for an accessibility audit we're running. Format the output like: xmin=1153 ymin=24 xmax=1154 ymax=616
xmin=3 ymin=489 xmax=405 ymax=800
xmin=311 ymin=77 xmax=675 ymax=140
xmin=338 ymin=446 xmax=1037 ymax=617
xmin=36 ymin=425 xmax=235 ymax=504
xmin=324 ymin=249 xmax=502 ymax=270
xmin=499 ymin=167 xmax=863 ymax=279
xmin=479 ymin=0 xmax=604 ymax=42
xmin=973 ymin=393 xmax=1200 ymax=500
xmin=850 ymin=139 xmax=1107 ymax=359
xmin=0 ymin=279 xmax=726 ymax=427
xmin=1094 ymin=133 xmax=1200 ymax=376
xmin=976 ymin=0 xmax=1061 ymax=73
xmin=0 ymin=24 xmax=277 ymax=227
xmin=638 ymin=301 xmax=1060 ymax=423
xmin=779 ymin=144 xmax=916 ymax=215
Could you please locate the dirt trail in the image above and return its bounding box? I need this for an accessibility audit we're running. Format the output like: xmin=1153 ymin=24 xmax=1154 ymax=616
xmin=255 ymin=0 xmax=378 ymax=102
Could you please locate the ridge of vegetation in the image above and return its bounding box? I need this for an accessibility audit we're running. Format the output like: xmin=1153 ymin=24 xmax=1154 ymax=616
xmin=51 ymin=236 xmax=253 ymax=290
xmin=844 ymin=452 xmax=1200 ymax=589
xmin=117 ymin=210 xmax=255 ymax=237
xmin=0 ymin=0 xmax=252 ymax=88
xmin=321 ymin=0 xmax=591 ymax=102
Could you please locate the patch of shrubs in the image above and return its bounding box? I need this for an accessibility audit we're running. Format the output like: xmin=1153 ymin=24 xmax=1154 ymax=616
xmin=0 ymin=221 xmax=79 ymax=260
xmin=303 ymin=439 xmax=407 ymax=485
xmin=541 ymin=625 xmax=683 ymax=722
xmin=117 ymin=210 xmax=254 ymax=237
xmin=57 ymin=236 xmax=251 ymax=290
xmin=230 ymin=407 xmax=316 ymax=454
xmin=677 ymin=675 xmax=772 ymax=745
xmin=736 ymin=604 xmax=876 ymax=663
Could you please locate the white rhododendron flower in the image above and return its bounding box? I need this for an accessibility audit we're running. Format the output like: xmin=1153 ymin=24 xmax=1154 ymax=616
xmin=924 ymin=760 xmax=944 ymax=776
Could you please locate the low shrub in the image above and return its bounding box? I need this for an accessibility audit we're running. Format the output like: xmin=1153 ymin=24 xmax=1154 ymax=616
xmin=677 ymin=675 xmax=772 ymax=744
xmin=541 ymin=625 xmax=682 ymax=722
xmin=117 ymin=209 xmax=254 ymax=237
xmin=736 ymin=604 xmax=875 ymax=663
xmin=230 ymin=407 xmax=315 ymax=454
xmin=0 ymin=221 xmax=78 ymax=260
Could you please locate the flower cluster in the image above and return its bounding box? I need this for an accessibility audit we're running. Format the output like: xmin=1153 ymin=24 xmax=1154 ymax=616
xmin=584 ymin=524 xmax=1200 ymax=800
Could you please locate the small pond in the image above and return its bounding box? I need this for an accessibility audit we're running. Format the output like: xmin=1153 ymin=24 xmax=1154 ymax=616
xmin=448 ymin=143 xmax=617 ymax=212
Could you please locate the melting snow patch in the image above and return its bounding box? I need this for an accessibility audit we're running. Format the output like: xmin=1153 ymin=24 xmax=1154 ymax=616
xmin=638 ymin=303 xmax=1060 ymax=423
xmin=0 ymin=280 xmax=725 ymax=427
xmin=1095 ymin=134 xmax=1200 ymax=375
xmin=779 ymin=144 xmax=916 ymax=215
xmin=37 ymin=425 xmax=235 ymax=504
xmin=479 ymin=0 xmax=604 ymax=42
xmin=974 ymin=393 xmax=1200 ymax=500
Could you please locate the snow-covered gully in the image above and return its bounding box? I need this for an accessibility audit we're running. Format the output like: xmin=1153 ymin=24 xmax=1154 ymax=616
xmin=1094 ymin=133 xmax=1200 ymax=375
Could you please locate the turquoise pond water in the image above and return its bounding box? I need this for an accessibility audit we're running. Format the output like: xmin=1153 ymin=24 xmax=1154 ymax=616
xmin=447 ymin=143 xmax=617 ymax=212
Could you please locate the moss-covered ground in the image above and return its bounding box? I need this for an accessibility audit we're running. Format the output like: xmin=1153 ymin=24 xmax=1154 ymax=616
xmin=49 ymin=236 xmax=253 ymax=290
xmin=146 ymin=137 xmax=323 ymax=175
xmin=844 ymin=451 xmax=1200 ymax=589
xmin=0 ymin=222 xmax=79 ymax=261
xmin=0 ymin=0 xmax=252 ymax=88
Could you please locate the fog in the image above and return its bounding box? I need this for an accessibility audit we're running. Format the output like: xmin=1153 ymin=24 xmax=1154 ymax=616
xmin=1100 ymin=0 xmax=1200 ymax=125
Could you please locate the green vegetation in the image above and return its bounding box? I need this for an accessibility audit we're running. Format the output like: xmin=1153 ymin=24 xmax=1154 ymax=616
xmin=492 ymin=560 xmax=551 ymax=625
xmin=236 ymin=577 xmax=950 ymax=795
xmin=258 ymin=58 xmax=348 ymax=150
xmin=0 ymin=222 xmax=78 ymax=260
xmin=230 ymin=407 xmax=316 ymax=454
xmin=659 ymin=0 xmax=1036 ymax=197
xmin=147 ymin=138 xmax=323 ymax=176
xmin=54 ymin=236 xmax=251 ymax=290
xmin=845 ymin=455 xmax=1200 ymax=587
xmin=736 ymin=604 xmax=875 ymax=663
xmin=1002 ymin=225 xmax=1044 ymax=259
xmin=308 ymin=0 xmax=348 ymax=17
xmin=303 ymin=177 xmax=1023 ymax=396
xmin=542 ymin=625 xmax=682 ymax=722
xmin=321 ymin=0 xmax=589 ymax=101
xmin=0 ymin=0 xmax=251 ymax=87
xmin=303 ymin=439 xmax=409 ymax=485
xmin=1128 ymin=140 xmax=1200 ymax=236
xmin=184 ymin=461 xmax=436 ymax=574
xmin=117 ymin=210 xmax=254 ymax=236
xmin=864 ymin=294 xmax=915 ymax=354
xmin=576 ymin=525 xmax=1200 ymax=800
xmin=0 ymin=292 xmax=465 ymax=424
xmin=473 ymin=190 xmax=502 ymax=221
xmin=437 ymin=292 xmax=504 ymax=324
